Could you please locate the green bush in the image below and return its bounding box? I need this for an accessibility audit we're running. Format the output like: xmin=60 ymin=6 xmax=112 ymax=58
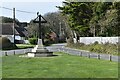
xmin=67 ymin=39 xmax=118 ymax=55
xmin=44 ymin=39 xmax=51 ymax=46
xmin=93 ymin=41 xmax=99 ymax=45
xmin=89 ymin=47 xmax=94 ymax=52
xmin=29 ymin=38 xmax=38 ymax=45
xmin=66 ymin=37 xmax=74 ymax=47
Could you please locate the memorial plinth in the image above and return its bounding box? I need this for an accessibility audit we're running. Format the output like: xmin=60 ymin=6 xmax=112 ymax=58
xmin=27 ymin=39 xmax=53 ymax=57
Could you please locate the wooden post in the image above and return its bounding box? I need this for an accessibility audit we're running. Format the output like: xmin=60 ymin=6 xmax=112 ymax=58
xmin=109 ymin=55 xmax=112 ymax=61
xmin=14 ymin=51 xmax=15 ymax=55
xmin=13 ymin=8 xmax=15 ymax=45
xmin=5 ymin=52 xmax=8 ymax=56
xmin=80 ymin=52 xmax=82 ymax=57
xmin=98 ymin=54 xmax=100 ymax=60
xmin=59 ymin=22 xmax=62 ymax=39
xmin=88 ymin=53 xmax=90 ymax=58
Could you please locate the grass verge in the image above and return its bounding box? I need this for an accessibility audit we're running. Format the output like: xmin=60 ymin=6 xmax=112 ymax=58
xmin=16 ymin=44 xmax=35 ymax=49
xmin=67 ymin=42 xmax=119 ymax=56
xmin=2 ymin=52 xmax=118 ymax=78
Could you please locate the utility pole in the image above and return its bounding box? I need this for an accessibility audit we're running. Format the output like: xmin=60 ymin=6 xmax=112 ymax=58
xmin=59 ymin=22 xmax=62 ymax=38
xmin=13 ymin=8 xmax=15 ymax=45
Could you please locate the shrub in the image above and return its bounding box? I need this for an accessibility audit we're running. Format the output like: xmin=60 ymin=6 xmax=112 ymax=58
xmin=93 ymin=41 xmax=99 ymax=45
xmin=79 ymin=43 xmax=85 ymax=46
xmin=44 ymin=39 xmax=52 ymax=46
xmin=0 ymin=37 xmax=17 ymax=50
xmin=89 ymin=47 xmax=94 ymax=52
xmin=66 ymin=39 xmax=118 ymax=55
xmin=104 ymin=42 xmax=110 ymax=46
xmin=67 ymin=37 xmax=74 ymax=47
xmin=29 ymin=38 xmax=38 ymax=45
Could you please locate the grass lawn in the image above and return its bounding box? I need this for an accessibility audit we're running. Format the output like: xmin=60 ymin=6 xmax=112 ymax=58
xmin=2 ymin=52 xmax=118 ymax=78
xmin=16 ymin=44 xmax=35 ymax=49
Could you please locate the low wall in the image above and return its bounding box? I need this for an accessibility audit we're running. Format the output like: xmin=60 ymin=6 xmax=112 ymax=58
xmin=79 ymin=37 xmax=119 ymax=44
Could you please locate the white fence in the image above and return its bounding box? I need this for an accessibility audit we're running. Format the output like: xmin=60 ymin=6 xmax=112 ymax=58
xmin=78 ymin=37 xmax=119 ymax=44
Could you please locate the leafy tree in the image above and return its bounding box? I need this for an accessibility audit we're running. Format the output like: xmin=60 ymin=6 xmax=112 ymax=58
xmin=26 ymin=20 xmax=39 ymax=38
xmin=57 ymin=1 xmax=120 ymax=37
xmin=27 ymin=12 xmax=71 ymax=43
xmin=89 ymin=2 xmax=119 ymax=37
xmin=57 ymin=2 xmax=93 ymax=37
xmin=1 ymin=16 xmax=21 ymax=26
xmin=43 ymin=12 xmax=72 ymax=41
xmin=89 ymin=2 xmax=113 ymax=36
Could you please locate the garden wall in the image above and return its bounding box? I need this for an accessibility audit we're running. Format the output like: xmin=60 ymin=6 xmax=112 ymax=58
xmin=78 ymin=37 xmax=119 ymax=44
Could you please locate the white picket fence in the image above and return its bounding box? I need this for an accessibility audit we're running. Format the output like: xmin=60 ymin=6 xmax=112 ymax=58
xmin=77 ymin=37 xmax=119 ymax=44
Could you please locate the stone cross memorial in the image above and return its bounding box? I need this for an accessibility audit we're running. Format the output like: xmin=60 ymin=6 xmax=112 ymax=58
xmin=28 ymin=13 xmax=53 ymax=57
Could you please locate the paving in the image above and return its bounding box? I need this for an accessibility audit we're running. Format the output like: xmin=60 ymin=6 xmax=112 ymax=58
xmin=0 ymin=43 xmax=119 ymax=62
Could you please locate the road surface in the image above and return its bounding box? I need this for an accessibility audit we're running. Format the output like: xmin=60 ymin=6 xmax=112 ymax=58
xmin=0 ymin=43 xmax=119 ymax=62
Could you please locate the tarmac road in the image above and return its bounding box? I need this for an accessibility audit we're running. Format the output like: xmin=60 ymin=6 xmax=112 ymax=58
xmin=46 ymin=43 xmax=119 ymax=62
xmin=0 ymin=43 xmax=119 ymax=62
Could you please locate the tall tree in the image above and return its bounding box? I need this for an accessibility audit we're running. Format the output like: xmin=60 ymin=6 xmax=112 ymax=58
xmin=89 ymin=2 xmax=120 ymax=37
xmin=43 ymin=12 xmax=72 ymax=41
xmin=1 ymin=16 xmax=21 ymax=26
xmin=57 ymin=1 xmax=93 ymax=38
xmin=89 ymin=2 xmax=113 ymax=36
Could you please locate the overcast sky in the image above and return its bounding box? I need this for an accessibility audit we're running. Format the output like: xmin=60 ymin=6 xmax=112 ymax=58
xmin=0 ymin=0 xmax=64 ymax=22
xmin=1 ymin=0 xmax=118 ymax=22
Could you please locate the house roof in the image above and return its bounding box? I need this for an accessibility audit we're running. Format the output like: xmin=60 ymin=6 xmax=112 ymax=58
xmin=0 ymin=23 xmax=28 ymax=37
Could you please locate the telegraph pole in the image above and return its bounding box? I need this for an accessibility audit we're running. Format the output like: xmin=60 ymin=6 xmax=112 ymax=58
xmin=59 ymin=22 xmax=62 ymax=37
xmin=13 ymin=8 xmax=15 ymax=45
